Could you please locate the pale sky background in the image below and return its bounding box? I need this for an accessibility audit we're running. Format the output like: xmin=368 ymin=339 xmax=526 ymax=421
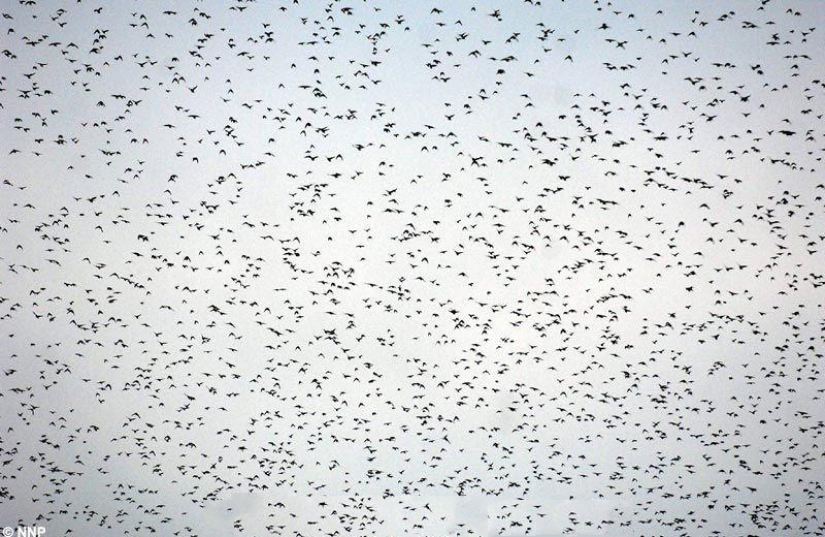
xmin=1 ymin=1 xmax=824 ymax=536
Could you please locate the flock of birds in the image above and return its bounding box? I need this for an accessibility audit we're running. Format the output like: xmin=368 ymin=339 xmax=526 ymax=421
xmin=1 ymin=0 xmax=824 ymax=536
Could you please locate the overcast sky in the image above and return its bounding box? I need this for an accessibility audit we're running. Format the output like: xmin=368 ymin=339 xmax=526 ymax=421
xmin=1 ymin=1 xmax=824 ymax=536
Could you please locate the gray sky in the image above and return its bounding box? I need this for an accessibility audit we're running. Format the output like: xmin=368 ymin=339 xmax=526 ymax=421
xmin=1 ymin=1 xmax=824 ymax=536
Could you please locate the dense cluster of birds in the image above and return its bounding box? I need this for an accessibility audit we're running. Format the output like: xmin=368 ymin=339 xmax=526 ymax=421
xmin=1 ymin=0 xmax=824 ymax=536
